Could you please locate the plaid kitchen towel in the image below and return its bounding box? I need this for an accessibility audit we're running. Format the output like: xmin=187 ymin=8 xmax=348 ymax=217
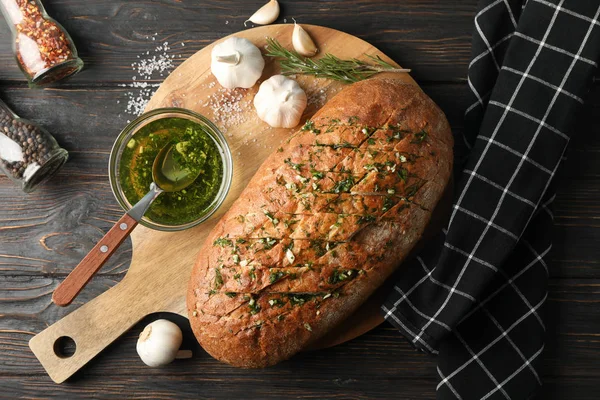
xmin=382 ymin=1 xmax=600 ymax=399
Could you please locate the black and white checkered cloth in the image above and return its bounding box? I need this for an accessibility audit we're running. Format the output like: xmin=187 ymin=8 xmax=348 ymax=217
xmin=382 ymin=1 xmax=600 ymax=399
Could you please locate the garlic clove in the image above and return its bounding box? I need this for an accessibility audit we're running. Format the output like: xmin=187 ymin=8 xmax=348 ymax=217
xmin=292 ymin=21 xmax=318 ymax=57
xmin=136 ymin=319 xmax=184 ymax=367
xmin=245 ymin=0 xmax=280 ymax=26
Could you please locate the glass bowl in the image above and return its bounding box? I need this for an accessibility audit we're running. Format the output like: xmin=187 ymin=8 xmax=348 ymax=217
xmin=108 ymin=108 xmax=233 ymax=231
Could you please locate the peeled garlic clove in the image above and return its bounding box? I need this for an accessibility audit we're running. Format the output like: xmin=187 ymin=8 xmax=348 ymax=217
xmin=292 ymin=21 xmax=318 ymax=57
xmin=245 ymin=0 xmax=280 ymax=26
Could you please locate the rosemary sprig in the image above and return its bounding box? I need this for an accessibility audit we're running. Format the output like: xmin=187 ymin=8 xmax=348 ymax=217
xmin=265 ymin=38 xmax=411 ymax=83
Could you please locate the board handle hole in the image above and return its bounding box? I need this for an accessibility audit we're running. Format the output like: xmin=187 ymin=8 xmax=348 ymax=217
xmin=53 ymin=336 xmax=76 ymax=358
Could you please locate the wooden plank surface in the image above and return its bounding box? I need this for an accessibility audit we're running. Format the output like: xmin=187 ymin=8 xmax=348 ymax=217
xmin=0 ymin=0 xmax=599 ymax=398
xmin=0 ymin=0 xmax=476 ymax=84
xmin=2 ymin=0 xmax=594 ymax=85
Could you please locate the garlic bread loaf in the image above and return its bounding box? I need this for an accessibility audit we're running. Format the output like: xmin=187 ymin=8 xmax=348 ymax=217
xmin=187 ymin=78 xmax=453 ymax=367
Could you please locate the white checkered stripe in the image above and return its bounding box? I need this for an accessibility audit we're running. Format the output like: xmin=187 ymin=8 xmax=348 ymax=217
xmin=383 ymin=0 xmax=600 ymax=399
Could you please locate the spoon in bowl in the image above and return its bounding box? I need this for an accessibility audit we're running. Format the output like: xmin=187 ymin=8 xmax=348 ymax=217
xmin=52 ymin=141 xmax=201 ymax=307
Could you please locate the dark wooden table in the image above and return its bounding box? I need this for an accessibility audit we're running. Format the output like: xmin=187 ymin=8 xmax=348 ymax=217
xmin=0 ymin=1 xmax=598 ymax=398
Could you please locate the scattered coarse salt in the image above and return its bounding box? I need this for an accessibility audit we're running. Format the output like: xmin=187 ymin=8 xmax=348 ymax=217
xmin=133 ymin=43 xmax=174 ymax=77
xmin=308 ymin=90 xmax=327 ymax=108
xmin=296 ymin=76 xmax=337 ymax=109
xmin=202 ymin=88 xmax=252 ymax=133
xmin=121 ymin=34 xmax=177 ymax=116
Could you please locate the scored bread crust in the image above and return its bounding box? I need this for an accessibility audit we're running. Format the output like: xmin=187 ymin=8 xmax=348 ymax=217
xmin=187 ymin=78 xmax=453 ymax=368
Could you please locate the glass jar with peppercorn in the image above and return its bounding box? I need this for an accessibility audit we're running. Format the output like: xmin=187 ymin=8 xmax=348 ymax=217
xmin=0 ymin=0 xmax=84 ymax=86
xmin=0 ymin=98 xmax=68 ymax=192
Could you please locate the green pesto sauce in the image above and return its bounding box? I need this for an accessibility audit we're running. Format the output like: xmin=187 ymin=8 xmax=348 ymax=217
xmin=119 ymin=117 xmax=224 ymax=226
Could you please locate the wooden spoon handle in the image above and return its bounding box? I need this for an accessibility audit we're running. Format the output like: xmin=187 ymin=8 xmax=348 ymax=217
xmin=52 ymin=213 xmax=138 ymax=307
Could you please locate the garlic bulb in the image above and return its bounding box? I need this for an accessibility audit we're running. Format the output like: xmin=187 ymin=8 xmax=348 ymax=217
xmin=253 ymin=75 xmax=307 ymax=128
xmin=245 ymin=0 xmax=280 ymax=26
xmin=136 ymin=319 xmax=191 ymax=367
xmin=211 ymin=37 xmax=265 ymax=89
xmin=292 ymin=21 xmax=318 ymax=57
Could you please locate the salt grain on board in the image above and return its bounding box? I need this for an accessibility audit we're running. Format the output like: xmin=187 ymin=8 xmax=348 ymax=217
xmin=201 ymin=88 xmax=253 ymax=133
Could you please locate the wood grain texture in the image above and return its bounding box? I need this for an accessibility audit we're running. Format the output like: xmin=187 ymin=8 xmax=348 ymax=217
xmin=7 ymin=0 xmax=594 ymax=86
xmin=0 ymin=0 xmax=599 ymax=396
xmin=0 ymin=374 xmax=593 ymax=400
xmin=0 ymin=0 xmax=478 ymax=84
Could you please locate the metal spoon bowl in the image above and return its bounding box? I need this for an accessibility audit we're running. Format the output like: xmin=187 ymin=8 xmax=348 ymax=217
xmin=153 ymin=141 xmax=200 ymax=192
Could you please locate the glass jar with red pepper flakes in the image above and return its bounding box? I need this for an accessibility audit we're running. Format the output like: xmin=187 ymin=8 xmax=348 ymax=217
xmin=0 ymin=0 xmax=84 ymax=86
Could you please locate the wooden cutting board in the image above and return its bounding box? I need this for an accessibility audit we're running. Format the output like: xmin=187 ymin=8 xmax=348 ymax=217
xmin=29 ymin=24 xmax=417 ymax=384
